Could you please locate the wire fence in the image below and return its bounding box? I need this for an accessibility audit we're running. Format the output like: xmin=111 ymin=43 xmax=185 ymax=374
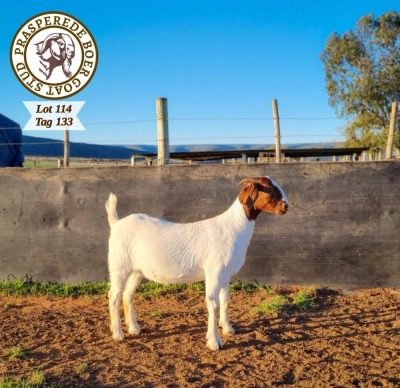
xmin=2 ymin=109 xmax=398 ymax=164
xmin=0 ymin=115 xmax=344 ymax=147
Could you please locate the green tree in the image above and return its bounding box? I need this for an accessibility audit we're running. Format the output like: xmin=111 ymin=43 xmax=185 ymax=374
xmin=321 ymin=11 xmax=400 ymax=152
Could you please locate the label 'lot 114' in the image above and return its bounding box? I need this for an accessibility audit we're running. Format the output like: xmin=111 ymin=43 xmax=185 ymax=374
xmin=35 ymin=104 xmax=73 ymax=114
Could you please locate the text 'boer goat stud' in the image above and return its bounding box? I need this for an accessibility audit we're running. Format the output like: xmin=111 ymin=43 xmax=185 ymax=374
xmin=105 ymin=176 xmax=288 ymax=351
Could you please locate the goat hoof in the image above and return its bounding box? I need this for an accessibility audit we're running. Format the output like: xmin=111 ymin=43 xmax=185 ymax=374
xmin=128 ymin=326 xmax=141 ymax=335
xmin=112 ymin=332 xmax=124 ymax=341
xmin=207 ymin=337 xmax=223 ymax=351
xmin=207 ymin=342 xmax=221 ymax=351
xmin=222 ymin=326 xmax=235 ymax=336
xmin=219 ymin=320 xmax=235 ymax=336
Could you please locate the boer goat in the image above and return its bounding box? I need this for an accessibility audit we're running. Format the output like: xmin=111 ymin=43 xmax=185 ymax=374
xmin=105 ymin=176 xmax=288 ymax=350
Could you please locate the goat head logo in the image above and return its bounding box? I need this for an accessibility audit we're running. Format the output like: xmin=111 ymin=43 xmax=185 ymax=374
xmin=10 ymin=11 xmax=98 ymax=100
xmin=35 ymin=33 xmax=75 ymax=80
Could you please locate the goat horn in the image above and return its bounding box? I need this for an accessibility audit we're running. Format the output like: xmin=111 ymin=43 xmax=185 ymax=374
xmin=35 ymin=33 xmax=62 ymax=55
xmin=238 ymin=177 xmax=260 ymax=187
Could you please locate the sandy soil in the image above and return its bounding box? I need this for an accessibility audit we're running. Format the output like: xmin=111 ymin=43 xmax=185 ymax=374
xmin=0 ymin=288 xmax=399 ymax=387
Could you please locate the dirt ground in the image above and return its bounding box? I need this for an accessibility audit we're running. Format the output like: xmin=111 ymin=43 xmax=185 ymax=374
xmin=0 ymin=288 xmax=399 ymax=387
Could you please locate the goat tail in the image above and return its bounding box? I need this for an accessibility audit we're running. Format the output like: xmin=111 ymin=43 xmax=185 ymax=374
xmin=105 ymin=193 xmax=119 ymax=227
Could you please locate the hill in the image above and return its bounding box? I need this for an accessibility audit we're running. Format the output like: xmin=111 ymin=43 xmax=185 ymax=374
xmin=22 ymin=135 xmax=135 ymax=159
xmin=21 ymin=135 xmax=344 ymax=159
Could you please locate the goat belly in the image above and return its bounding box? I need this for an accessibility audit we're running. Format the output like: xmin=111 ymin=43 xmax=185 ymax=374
xmin=126 ymin=216 xmax=208 ymax=285
xmin=143 ymin=270 xmax=205 ymax=285
xmin=138 ymin=252 xmax=206 ymax=285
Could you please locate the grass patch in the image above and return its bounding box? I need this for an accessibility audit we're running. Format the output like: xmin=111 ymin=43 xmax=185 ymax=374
xmin=291 ymin=288 xmax=317 ymax=311
xmin=23 ymin=160 xmax=58 ymax=169
xmin=1 ymin=277 xmax=276 ymax=298
xmin=0 ymin=370 xmax=50 ymax=387
xmin=3 ymin=347 xmax=29 ymax=361
xmin=0 ymin=276 xmax=204 ymax=298
xmin=0 ymin=276 xmax=109 ymax=297
xmin=0 ymin=377 xmax=31 ymax=388
xmin=75 ymin=362 xmax=89 ymax=374
xmin=230 ymin=278 xmax=275 ymax=294
xmin=253 ymin=288 xmax=318 ymax=317
xmin=26 ymin=370 xmax=46 ymax=386
xmin=0 ymin=277 xmax=317 ymax=310
xmin=147 ymin=309 xmax=166 ymax=319
xmin=253 ymin=294 xmax=290 ymax=316
xmin=137 ymin=281 xmax=205 ymax=299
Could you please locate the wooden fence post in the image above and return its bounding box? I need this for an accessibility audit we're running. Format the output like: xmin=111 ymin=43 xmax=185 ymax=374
xmin=362 ymin=151 xmax=368 ymax=162
xmin=386 ymin=101 xmax=398 ymax=160
xmin=272 ymin=99 xmax=281 ymax=163
xmin=156 ymin=97 xmax=170 ymax=166
xmin=63 ymin=130 xmax=70 ymax=167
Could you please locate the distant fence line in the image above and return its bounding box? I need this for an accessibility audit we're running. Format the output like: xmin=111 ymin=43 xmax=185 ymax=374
xmin=0 ymin=161 xmax=399 ymax=288
xmin=23 ymin=148 xmax=400 ymax=169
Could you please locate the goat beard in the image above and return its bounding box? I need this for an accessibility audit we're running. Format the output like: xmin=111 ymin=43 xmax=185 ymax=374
xmin=62 ymin=58 xmax=73 ymax=78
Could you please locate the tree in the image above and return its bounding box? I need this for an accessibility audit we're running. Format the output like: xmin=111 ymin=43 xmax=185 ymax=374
xmin=321 ymin=11 xmax=400 ymax=151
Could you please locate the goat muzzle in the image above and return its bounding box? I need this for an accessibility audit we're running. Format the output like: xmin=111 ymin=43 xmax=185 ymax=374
xmin=277 ymin=202 xmax=289 ymax=215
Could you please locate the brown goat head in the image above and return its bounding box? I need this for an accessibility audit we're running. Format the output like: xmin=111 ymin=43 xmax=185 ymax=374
xmin=238 ymin=176 xmax=288 ymax=220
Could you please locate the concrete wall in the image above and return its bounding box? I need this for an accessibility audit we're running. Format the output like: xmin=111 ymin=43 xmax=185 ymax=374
xmin=0 ymin=162 xmax=399 ymax=288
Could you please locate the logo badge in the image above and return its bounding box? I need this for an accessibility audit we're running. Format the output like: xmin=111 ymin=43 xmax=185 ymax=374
xmin=10 ymin=11 xmax=98 ymax=100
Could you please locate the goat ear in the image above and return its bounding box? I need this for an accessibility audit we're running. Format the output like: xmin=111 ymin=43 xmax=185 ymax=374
xmin=238 ymin=181 xmax=259 ymax=209
xmin=258 ymin=176 xmax=272 ymax=188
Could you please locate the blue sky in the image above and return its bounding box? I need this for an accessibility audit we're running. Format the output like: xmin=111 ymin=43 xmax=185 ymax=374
xmin=1 ymin=1 xmax=398 ymax=147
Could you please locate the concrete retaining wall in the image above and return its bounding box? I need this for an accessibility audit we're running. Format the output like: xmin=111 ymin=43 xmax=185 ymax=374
xmin=0 ymin=162 xmax=399 ymax=288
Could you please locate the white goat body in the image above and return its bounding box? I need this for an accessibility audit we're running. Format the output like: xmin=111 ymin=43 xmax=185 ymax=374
xmin=106 ymin=176 xmax=288 ymax=351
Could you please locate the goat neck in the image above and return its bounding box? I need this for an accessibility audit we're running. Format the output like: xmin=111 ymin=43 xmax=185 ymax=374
xmin=220 ymin=198 xmax=257 ymax=230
